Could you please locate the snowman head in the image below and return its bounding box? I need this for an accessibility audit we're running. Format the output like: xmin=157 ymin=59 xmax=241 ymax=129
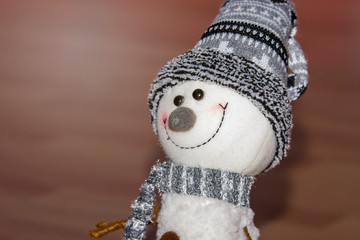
xmin=147 ymin=0 xmax=308 ymax=174
xmin=156 ymin=80 xmax=276 ymax=175
xmin=148 ymin=49 xmax=293 ymax=174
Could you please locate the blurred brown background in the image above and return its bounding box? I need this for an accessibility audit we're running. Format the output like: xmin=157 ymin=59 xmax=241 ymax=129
xmin=0 ymin=0 xmax=359 ymax=239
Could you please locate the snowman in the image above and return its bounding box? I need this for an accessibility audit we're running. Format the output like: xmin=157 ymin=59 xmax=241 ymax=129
xmin=123 ymin=0 xmax=308 ymax=240
xmin=153 ymin=79 xmax=274 ymax=240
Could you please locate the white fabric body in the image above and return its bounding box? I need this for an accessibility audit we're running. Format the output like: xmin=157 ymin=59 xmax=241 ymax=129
xmin=156 ymin=193 xmax=260 ymax=240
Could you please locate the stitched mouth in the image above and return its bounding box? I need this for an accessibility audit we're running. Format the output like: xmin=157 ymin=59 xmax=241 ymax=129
xmin=164 ymin=103 xmax=228 ymax=149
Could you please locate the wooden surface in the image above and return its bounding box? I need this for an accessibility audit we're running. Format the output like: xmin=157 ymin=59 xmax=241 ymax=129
xmin=0 ymin=0 xmax=359 ymax=239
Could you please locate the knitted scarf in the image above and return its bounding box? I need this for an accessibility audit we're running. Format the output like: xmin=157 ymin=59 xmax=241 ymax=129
xmin=124 ymin=161 xmax=255 ymax=240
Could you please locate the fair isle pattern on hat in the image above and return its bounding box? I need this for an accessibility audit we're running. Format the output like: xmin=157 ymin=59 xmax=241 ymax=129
xmin=195 ymin=0 xmax=308 ymax=101
xmin=287 ymin=37 xmax=308 ymax=100
xmin=148 ymin=49 xmax=292 ymax=170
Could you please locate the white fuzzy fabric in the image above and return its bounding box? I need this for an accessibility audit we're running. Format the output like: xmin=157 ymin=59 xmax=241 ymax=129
xmin=156 ymin=193 xmax=260 ymax=240
xmin=157 ymin=81 xmax=276 ymax=175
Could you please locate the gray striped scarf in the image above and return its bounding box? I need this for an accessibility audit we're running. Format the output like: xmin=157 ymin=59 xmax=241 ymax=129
xmin=124 ymin=161 xmax=255 ymax=240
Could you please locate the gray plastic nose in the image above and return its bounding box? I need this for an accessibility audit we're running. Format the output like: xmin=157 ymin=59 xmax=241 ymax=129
xmin=168 ymin=107 xmax=196 ymax=132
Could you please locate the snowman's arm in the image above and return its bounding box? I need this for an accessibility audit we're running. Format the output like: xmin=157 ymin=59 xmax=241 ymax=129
xmin=89 ymin=163 xmax=162 ymax=239
xmin=243 ymin=226 xmax=253 ymax=240
xmin=88 ymin=220 xmax=127 ymax=239
xmin=88 ymin=206 xmax=161 ymax=239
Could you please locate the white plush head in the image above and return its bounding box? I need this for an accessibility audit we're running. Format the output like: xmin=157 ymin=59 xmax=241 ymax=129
xmin=157 ymin=81 xmax=276 ymax=175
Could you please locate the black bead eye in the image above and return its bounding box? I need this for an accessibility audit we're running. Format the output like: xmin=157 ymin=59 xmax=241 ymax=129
xmin=173 ymin=95 xmax=184 ymax=107
xmin=192 ymin=89 xmax=204 ymax=101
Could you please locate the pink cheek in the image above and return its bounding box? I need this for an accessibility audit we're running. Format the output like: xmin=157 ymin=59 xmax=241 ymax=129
xmin=161 ymin=112 xmax=169 ymax=128
xmin=211 ymin=103 xmax=224 ymax=113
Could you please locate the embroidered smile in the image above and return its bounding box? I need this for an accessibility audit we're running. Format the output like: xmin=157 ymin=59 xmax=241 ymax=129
xmin=164 ymin=103 xmax=228 ymax=149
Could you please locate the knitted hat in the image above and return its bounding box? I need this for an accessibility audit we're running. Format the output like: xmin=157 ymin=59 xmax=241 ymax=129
xmin=148 ymin=0 xmax=308 ymax=170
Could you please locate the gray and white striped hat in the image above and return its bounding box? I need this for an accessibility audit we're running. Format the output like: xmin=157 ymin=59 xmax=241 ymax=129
xmin=148 ymin=0 xmax=308 ymax=170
